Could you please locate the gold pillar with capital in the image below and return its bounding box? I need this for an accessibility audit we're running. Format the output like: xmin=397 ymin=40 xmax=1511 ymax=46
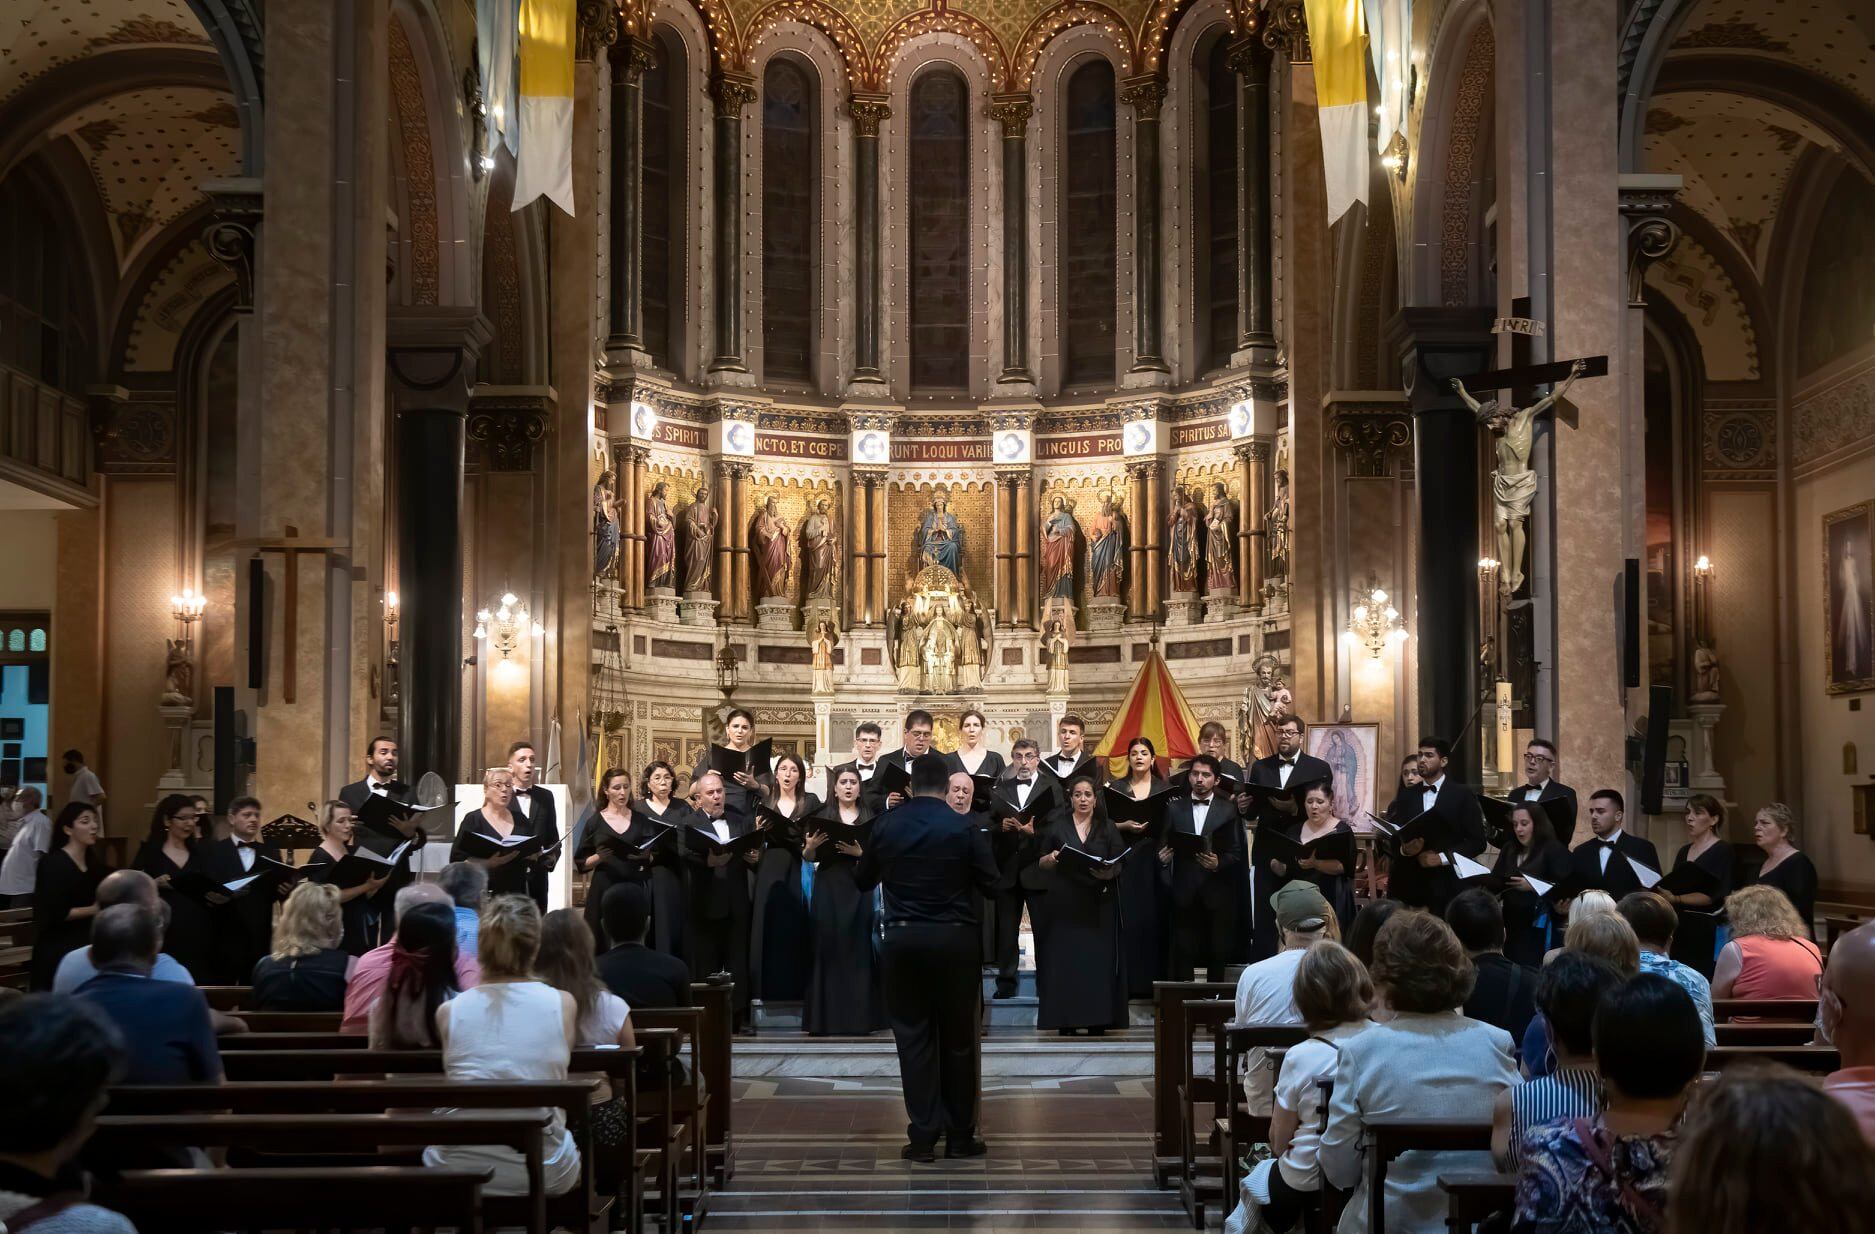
xmin=1236 ymin=441 xmax=1267 ymax=611
xmin=713 ymin=460 xmax=735 ymax=610
xmin=1013 ymin=472 xmax=1034 ymax=626
xmin=729 ymin=462 xmax=752 ymax=618
xmin=1143 ymin=462 xmax=1164 ymax=618
xmin=992 ymin=472 xmax=1011 ymax=623
xmin=631 ymin=446 xmax=651 ymax=608
xmin=1125 ymin=462 xmax=1150 ymax=619
xmin=870 ymin=479 xmax=890 ymax=622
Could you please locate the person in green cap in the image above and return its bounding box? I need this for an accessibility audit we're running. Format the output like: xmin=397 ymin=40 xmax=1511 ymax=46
xmin=1232 ymin=879 xmax=1339 ymax=1115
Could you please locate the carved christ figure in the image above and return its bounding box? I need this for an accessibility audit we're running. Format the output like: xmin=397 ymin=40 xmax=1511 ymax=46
xmin=1451 ymin=358 xmax=1587 ymax=596
xmin=682 ymin=485 xmax=718 ymax=594
xmin=645 ymin=481 xmax=677 ymax=590
xmin=750 ymin=496 xmax=792 ymax=600
xmin=800 ymin=498 xmax=838 ymax=599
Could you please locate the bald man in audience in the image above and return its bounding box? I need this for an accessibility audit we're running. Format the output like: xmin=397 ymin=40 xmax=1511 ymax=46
xmin=1822 ymin=919 xmax=1875 ymax=1144
xmin=341 ymin=882 xmax=482 ymax=1034
xmin=52 ymin=870 xmax=192 ymax=993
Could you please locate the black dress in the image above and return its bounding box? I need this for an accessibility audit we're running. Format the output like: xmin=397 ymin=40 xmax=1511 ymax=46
xmin=1273 ymin=819 xmax=1358 ymax=934
xmin=1106 ymin=775 xmax=1168 ymax=999
xmin=449 ymin=808 xmax=539 ymax=900
xmin=250 ymin=947 xmax=351 ymax=1010
xmin=31 ymin=848 xmax=105 ymax=990
xmin=1753 ymin=851 xmax=1819 ymax=938
xmin=1668 ymin=840 xmax=1736 ymax=976
xmin=1035 ymin=815 xmax=1128 ymax=1030
xmin=953 ymin=749 xmax=1007 ymax=781
xmin=1492 ymin=841 xmax=1573 ymax=968
xmin=751 ymin=791 xmax=819 ymax=1001
xmin=573 ymin=808 xmax=642 ymax=954
xmin=134 ymin=842 xmax=216 ymax=975
xmin=802 ymin=807 xmax=884 ymax=1035
xmin=301 ymin=844 xmax=376 ymax=956
xmin=634 ymin=799 xmax=693 ymax=960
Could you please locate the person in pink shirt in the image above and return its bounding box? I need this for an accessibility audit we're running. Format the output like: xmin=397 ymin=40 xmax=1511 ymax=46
xmin=1822 ymin=919 xmax=1875 ymax=1145
xmin=341 ymin=882 xmax=480 ymax=1035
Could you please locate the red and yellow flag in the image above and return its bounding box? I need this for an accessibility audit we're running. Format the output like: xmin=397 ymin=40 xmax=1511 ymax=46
xmin=1091 ymin=648 xmax=1204 ymax=776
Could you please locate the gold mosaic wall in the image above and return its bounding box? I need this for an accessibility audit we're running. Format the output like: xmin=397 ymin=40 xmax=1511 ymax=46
xmin=886 ymin=480 xmax=994 ymax=602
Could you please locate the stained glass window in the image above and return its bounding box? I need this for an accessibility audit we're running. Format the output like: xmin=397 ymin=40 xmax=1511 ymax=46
xmin=909 ymin=68 xmax=970 ymax=391
xmin=1062 ymin=60 xmax=1117 ymax=386
xmin=762 ymin=57 xmax=816 ymax=384
xmin=1200 ymin=37 xmax=1240 ymax=373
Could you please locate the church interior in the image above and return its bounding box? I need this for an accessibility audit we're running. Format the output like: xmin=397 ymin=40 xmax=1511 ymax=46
xmin=2 ymin=0 xmax=1875 ymax=1229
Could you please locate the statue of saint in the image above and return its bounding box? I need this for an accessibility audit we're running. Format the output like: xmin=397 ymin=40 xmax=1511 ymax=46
xmin=913 ymin=487 xmax=964 ymax=576
xmin=1205 ymin=483 xmax=1238 ymax=593
xmin=923 ymin=611 xmax=958 ymax=694
xmin=1691 ymin=643 xmax=1721 ymax=702
xmin=592 ymin=470 xmax=620 ymax=579
xmin=800 ymin=498 xmax=838 ymax=599
xmin=1168 ymin=486 xmax=1202 ymax=593
xmin=1088 ymin=491 xmax=1127 ymax=599
xmin=1242 ymin=653 xmax=1292 ymax=761
xmin=750 ymin=495 xmax=792 ymax=600
xmin=161 ymin=639 xmax=194 ymax=706
xmin=1451 ymin=358 xmax=1587 ymax=596
xmin=892 ymin=595 xmax=924 ymax=690
xmin=682 ymin=484 xmax=717 ymax=595
xmin=644 ymin=481 xmax=677 ymax=591
xmin=1040 ymin=495 xmax=1078 ymax=602
xmin=1265 ymin=469 xmax=1291 ymax=580
xmin=810 ymin=620 xmax=838 ymax=695
xmin=1043 ymin=618 xmax=1071 ymax=695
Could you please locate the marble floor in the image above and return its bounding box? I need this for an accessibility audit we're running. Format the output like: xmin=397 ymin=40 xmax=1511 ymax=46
xmin=712 ymin=1071 xmax=1185 ymax=1231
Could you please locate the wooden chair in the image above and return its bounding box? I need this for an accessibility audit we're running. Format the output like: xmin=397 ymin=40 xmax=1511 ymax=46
xmin=1150 ymin=980 xmax=1235 ymax=1187
xmin=1437 ymin=1171 xmax=1516 ymax=1234
xmin=1706 ymin=1044 xmax=1839 ymax=1073
xmin=1365 ymin=1118 xmax=1493 ymax=1234
xmin=0 ymin=910 xmax=32 ymax=989
xmin=1214 ymin=1024 xmax=1311 ymax=1217
xmin=1176 ymin=998 xmax=1239 ymax=1227
xmin=632 ymin=1006 xmax=711 ymax=1224
xmin=97 ymin=1165 xmax=492 ymax=1234
xmin=692 ymin=975 xmax=737 ymax=1186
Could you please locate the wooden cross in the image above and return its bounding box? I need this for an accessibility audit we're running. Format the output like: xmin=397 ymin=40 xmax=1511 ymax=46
xmin=1449 ymin=355 xmax=1608 ymax=428
xmin=254 ymin=525 xmax=346 ymax=704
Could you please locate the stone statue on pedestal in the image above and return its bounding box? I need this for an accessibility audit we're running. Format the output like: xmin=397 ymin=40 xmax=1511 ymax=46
xmin=750 ymin=495 xmax=792 ymax=600
xmin=800 ymin=498 xmax=838 ymax=600
xmin=1088 ymin=491 xmax=1127 ymax=598
xmin=913 ymin=487 xmax=963 ymax=576
xmin=811 ymin=620 xmax=838 ymax=695
xmin=1168 ymin=486 xmax=1202 ymax=593
xmin=1043 ymin=618 xmax=1071 ymax=695
xmin=893 ymin=594 xmax=924 ymax=690
xmin=645 ymin=481 xmax=677 ymax=591
xmin=1691 ymin=643 xmax=1721 ymax=701
xmin=1451 ymin=357 xmax=1587 ymax=596
xmin=593 ymin=470 xmax=620 ymax=579
xmin=1242 ymin=653 xmax=1292 ymax=761
xmin=682 ymin=484 xmax=717 ymax=595
xmin=922 ymin=611 xmax=958 ymax=694
xmin=1266 ymin=468 xmax=1290 ymax=580
xmin=1040 ymin=495 xmax=1078 ymax=602
xmin=1205 ymin=483 xmax=1238 ymax=593
xmin=161 ymin=639 xmax=194 ymax=706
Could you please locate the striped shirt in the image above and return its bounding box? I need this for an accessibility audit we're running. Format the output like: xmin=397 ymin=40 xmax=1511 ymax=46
xmin=1508 ymin=1065 xmax=1603 ymax=1168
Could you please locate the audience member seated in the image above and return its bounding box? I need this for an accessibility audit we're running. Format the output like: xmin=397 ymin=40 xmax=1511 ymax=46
xmin=1510 ymin=974 xmax=1704 ymax=1234
xmin=1344 ymin=898 xmax=1401 ymax=970
xmin=52 ymin=870 xmax=193 ymax=993
xmin=597 ymin=882 xmax=692 ymax=1010
xmin=341 ymin=882 xmax=480 ymax=1035
xmin=1448 ymin=888 xmax=1538 ymax=1046
xmin=425 ymin=895 xmax=581 ymax=1197
xmin=1820 ymin=919 xmax=1875 ymax=1145
xmin=1522 ymin=913 xmax=1641 ymax=1074
xmin=1233 ymin=881 xmax=1337 ymax=1115
xmin=1712 ymin=884 xmax=1822 ymax=1002
xmin=250 ymin=881 xmax=354 ymax=1012
xmin=1617 ymin=891 xmax=1716 ymax=1047
xmin=1494 ymin=953 xmax=1622 ymax=1166
xmin=74 ymin=905 xmax=221 ymax=1085
xmin=538 ymin=908 xmax=637 ymax=1152
xmin=1668 ymin=1064 xmax=1875 ymax=1232
xmin=1225 ymin=941 xmax=1373 ymax=1234
xmin=367 ymin=902 xmax=461 ymax=1050
xmin=439 ymin=860 xmax=487 ymax=958
xmin=1543 ymin=890 xmax=1616 ymax=965
xmin=0 ymin=995 xmax=137 ymax=1234
xmin=1320 ymin=910 xmax=1518 ymax=1234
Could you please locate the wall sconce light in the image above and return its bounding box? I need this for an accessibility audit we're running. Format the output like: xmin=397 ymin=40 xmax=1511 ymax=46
xmin=169 ymin=587 xmax=207 ymax=642
xmin=473 ymin=592 xmax=540 ymax=660
xmin=1342 ymin=585 xmax=1407 ymax=660
xmin=1691 ymin=554 xmax=1713 ymax=646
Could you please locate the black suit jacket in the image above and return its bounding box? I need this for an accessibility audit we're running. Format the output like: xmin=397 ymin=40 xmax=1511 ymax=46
xmin=685 ymin=813 xmax=755 ymax=921
xmin=1383 ymin=778 xmax=1487 ymax=909
xmin=337 ymin=776 xmax=412 ymax=813
xmin=187 ymin=836 xmax=281 ymax=975
xmin=1163 ymin=795 xmax=1245 ymax=910
xmin=344 ymin=779 xmax=423 ymax=920
xmin=1569 ymin=831 xmax=1662 ymax=900
xmin=1245 ymin=753 xmax=1335 ymax=825
xmin=992 ymin=774 xmax=1054 ymax=891
xmin=1041 ymin=750 xmax=1099 ymax=785
xmin=854 ymin=796 xmax=999 ymax=926
xmin=512 ymin=784 xmax=560 ymax=908
xmin=1510 ymin=778 xmax=1577 ymax=836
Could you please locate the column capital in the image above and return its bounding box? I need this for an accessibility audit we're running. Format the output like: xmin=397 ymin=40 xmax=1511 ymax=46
xmin=610 ymin=33 xmax=657 ymax=81
xmin=467 ymin=384 xmax=555 ymax=472
xmin=1233 ymin=439 xmax=1271 ymax=464
xmin=1261 ymin=1 xmax=1310 ymax=62
xmin=1224 ymin=35 xmax=1271 ymax=76
xmin=1118 ymin=75 xmax=1167 ymax=118
xmin=200 ymin=176 xmax=263 ymax=312
xmin=988 ymin=93 xmax=1035 ymax=137
xmin=1326 ymin=401 xmax=1414 ymax=478
xmin=848 ymin=93 xmax=892 ymax=136
xmin=387 ymin=306 xmax=495 ymax=413
xmin=712 ymin=72 xmax=758 ymax=117
xmin=577 ymin=0 xmax=622 ymax=60
xmin=1620 ymin=173 xmax=1682 ymax=304
xmin=720 ymin=459 xmax=753 ymax=481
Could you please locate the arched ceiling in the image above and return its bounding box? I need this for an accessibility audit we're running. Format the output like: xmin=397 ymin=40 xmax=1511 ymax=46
xmin=1 ymin=0 xmax=214 ymax=105
xmin=1668 ymin=0 xmax=1875 ymax=112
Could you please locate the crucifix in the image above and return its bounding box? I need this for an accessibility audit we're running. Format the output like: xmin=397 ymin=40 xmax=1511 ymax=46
xmin=254 ymin=525 xmax=346 ymax=704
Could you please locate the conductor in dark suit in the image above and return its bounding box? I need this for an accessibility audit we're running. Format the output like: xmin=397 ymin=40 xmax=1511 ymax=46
xmin=1159 ymin=754 xmax=1246 ymax=981
xmin=1512 ymin=737 xmax=1577 ymax=836
xmin=1565 ymin=789 xmax=1660 ymax=903
xmin=856 ymin=753 xmax=1000 ymax=1163
xmin=505 ymin=740 xmax=560 ymax=911
xmin=184 ymin=795 xmax=282 ymax=983
xmin=339 ymin=736 xmax=419 ymax=946
xmin=1244 ymin=715 xmax=1335 ymax=961
xmin=1383 ymin=736 xmax=1488 ymax=914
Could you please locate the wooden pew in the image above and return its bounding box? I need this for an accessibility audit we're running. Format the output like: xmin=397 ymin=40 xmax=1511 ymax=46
xmin=1150 ymin=980 xmax=1235 ymax=1187
xmin=1366 ymin=1118 xmax=1493 ymax=1234
xmin=229 ymin=1009 xmax=344 ymax=1032
xmin=1711 ymin=998 xmax=1817 ymax=1023
xmin=1438 ymin=1171 xmax=1515 ymax=1234
xmin=1214 ymin=1024 xmax=1311 ymax=1218
xmin=1715 ymin=1021 xmax=1819 ymax=1047
xmin=91 ymin=1112 xmax=553 ymax=1234
xmin=693 ymin=975 xmax=737 ymax=1186
xmin=1175 ymin=998 xmax=1239 ymax=1228
xmin=1706 ymin=1044 xmax=1839 ymax=1073
xmin=199 ymin=985 xmax=250 ymax=1010
xmin=97 ymin=1164 xmax=491 ymax=1234
xmin=219 ymin=1031 xmax=373 ymax=1050
xmin=632 ymin=1006 xmax=711 ymax=1225
xmin=0 ymin=909 xmax=32 ymax=989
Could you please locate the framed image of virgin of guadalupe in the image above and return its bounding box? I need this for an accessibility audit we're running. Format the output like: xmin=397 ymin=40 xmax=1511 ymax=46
xmin=1307 ymin=723 xmax=1379 ymax=832
xmin=1825 ymin=501 xmax=1874 ymax=694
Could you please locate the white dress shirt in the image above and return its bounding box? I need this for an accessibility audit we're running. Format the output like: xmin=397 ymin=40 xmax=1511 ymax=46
xmin=710 ymin=817 xmax=732 ymax=843
xmin=235 ymin=840 xmax=258 ymax=872
xmin=854 ymin=760 xmax=876 ymax=781
xmin=1011 ymin=777 xmax=1035 ymax=808
xmin=1596 ymin=828 xmax=1624 ymax=872
xmin=1421 ymin=776 xmax=1445 ymax=813
xmin=1052 ymin=752 xmax=1081 ymax=777
xmin=366 ymin=775 xmax=394 ymax=797
xmin=513 ymin=789 xmax=533 ymax=819
xmin=1522 ymin=779 xmax=1550 ymax=802
xmin=1276 ymin=757 xmax=1297 ymax=788
xmin=1189 ymin=797 xmax=1214 ymax=833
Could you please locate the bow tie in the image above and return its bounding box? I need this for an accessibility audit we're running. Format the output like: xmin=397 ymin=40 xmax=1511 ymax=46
xmin=1597 ymin=838 xmax=1618 ymax=849
xmin=1192 ymin=797 xmax=1213 ymax=806
xmin=1280 ymin=758 xmax=1295 ymax=767
xmin=236 ymin=840 xmax=261 ymax=851
xmin=1015 ymin=777 xmax=1031 ymax=785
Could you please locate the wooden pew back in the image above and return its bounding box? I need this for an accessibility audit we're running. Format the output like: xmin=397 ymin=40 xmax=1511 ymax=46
xmin=97 ymin=1165 xmax=491 ymax=1234
xmin=1150 ymin=980 xmax=1235 ymax=1180
xmin=1367 ymin=1118 xmax=1492 ymax=1234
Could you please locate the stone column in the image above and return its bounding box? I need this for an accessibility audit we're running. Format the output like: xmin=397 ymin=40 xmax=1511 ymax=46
xmin=845 ymin=473 xmax=869 ymax=626
xmin=1012 ymin=472 xmax=1034 ymax=626
xmin=1120 ymin=76 xmax=1169 ymax=374
xmin=991 ymin=472 xmax=1011 ymax=622
xmin=730 ymin=462 xmax=753 ymax=619
xmin=629 ymin=445 xmax=651 ymax=608
xmin=1125 ymin=462 xmax=1150 ymax=619
xmin=848 ymin=97 xmax=890 ymax=383
xmin=605 ymin=37 xmax=657 ymax=362
xmin=1228 ymin=38 xmax=1276 ymax=357
xmin=1236 ymin=440 xmax=1268 ymax=609
xmin=709 ymin=73 xmax=756 ymax=375
xmin=713 ymin=459 xmax=736 ymax=612
xmin=1144 ymin=461 xmax=1164 ymax=619
xmin=870 ymin=478 xmax=891 ymax=623
xmin=990 ymin=95 xmax=1035 ymax=384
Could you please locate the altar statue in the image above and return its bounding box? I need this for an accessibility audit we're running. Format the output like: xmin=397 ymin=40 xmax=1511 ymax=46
xmin=751 ymin=495 xmax=792 ymax=600
xmin=923 ymin=612 xmax=958 ymax=694
xmin=893 ymin=595 xmax=924 ymax=690
xmin=592 ymin=470 xmax=620 ymax=579
xmin=1168 ymin=486 xmax=1201 ymax=593
xmin=1266 ymin=469 xmax=1290 ymax=579
xmin=645 ymin=481 xmax=677 ymax=591
xmin=161 ymin=639 xmax=194 ymax=706
xmin=810 ymin=620 xmax=838 ymax=694
xmin=1040 ymin=495 xmax=1078 ymax=601
xmin=958 ymin=588 xmax=985 ymax=688
xmin=1451 ymin=357 xmax=1587 ymax=596
xmin=1242 ymin=653 xmax=1293 ymax=761
xmin=682 ymin=484 xmax=717 ymax=594
xmin=1043 ymin=618 xmax=1071 ymax=695
xmin=1088 ymin=491 xmax=1127 ymax=598
xmin=1205 ymin=483 xmax=1238 ymax=593
xmin=800 ymin=497 xmax=838 ymax=599
xmin=913 ymin=487 xmax=963 ymax=576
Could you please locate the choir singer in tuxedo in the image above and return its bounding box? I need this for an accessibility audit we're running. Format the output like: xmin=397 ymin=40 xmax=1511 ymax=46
xmin=1159 ymin=754 xmax=1246 ymax=981
xmin=1382 ymin=737 xmax=1486 ymax=914
xmin=1511 ymin=737 xmax=1576 ymax=836
xmin=989 ymin=739 xmax=1050 ymax=999
xmin=185 ymin=795 xmax=284 ymax=983
xmin=686 ymin=771 xmax=757 ymax=1029
xmin=1564 ymin=789 xmax=1661 ymax=904
xmin=340 ymin=736 xmax=419 ymax=946
xmin=505 ymin=740 xmax=560 ymax=911
xmin=1245 ymin=715 xmax=1333 ymax=961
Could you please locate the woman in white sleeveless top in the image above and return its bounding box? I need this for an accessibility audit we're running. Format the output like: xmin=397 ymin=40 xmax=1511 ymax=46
xmin=424 ymin=895 xmax=582 ymax=1196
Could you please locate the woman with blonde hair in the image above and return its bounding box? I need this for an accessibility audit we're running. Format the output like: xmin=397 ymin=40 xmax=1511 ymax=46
xmin=302 ymin=799 xmax=389 ymax=955
xmin=1711 ymin=884 xmax=1822 ymax=1001
xmin=449 ymin=766 xmax=537 ymax=899
xmin=1522 ymin=913 xmax=1641 ymax=1074
xmin=250 ymin=881 xmax=353 ymax=1011
xmin=426 ymin=895 xmax=581 ymax=1195
xmin=1747 ymin=803 xmax=1817 ymax=937
xmin=1543 ymin=890 xmax=1617 ymax=965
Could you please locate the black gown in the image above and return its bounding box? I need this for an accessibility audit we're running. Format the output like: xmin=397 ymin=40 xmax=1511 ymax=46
xmin=1106 ymin=775 xmax=1168 ymax=999
xmin=751 ymin=792 xmax=818 ymax=1002
xmin=32 ymin=849 xmax=106 ymax=990
xmin=300 ymin=844 xmax=376 ymax=956
xmin=802 ymin=807 xmax=884 ymax=1035
xmin=1668 ymin=840 xmax=1736 ymax=976
xmin=449 ymin=808 xmax=542 ymax=900
xmin=1035 ymin=815 xmax=1127 ymax=1030
xmin=634 ymin=799 xmax=694 ymax=961
xmin=1753 ymin=851 xmax=1818 ymax=938
xmin=134 ymin=842 xmax=216 ymax=975
xmin=1272 ymin=819 xmax=1358 ymax=934
xmin=957 ymin=749 xmax=1008 ymax=966
xmin=573 ymin=808 xmax=642 ymax=954
xmin=1492 ymin=841 xmax=1573 ymax=968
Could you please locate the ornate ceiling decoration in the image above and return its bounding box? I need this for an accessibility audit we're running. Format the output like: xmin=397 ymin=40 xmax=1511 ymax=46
xmin=1 ymin=0 xmax=213 ymax=104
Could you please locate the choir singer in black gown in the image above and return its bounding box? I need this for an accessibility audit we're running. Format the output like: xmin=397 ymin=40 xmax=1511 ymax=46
xmin=1663 ymin=793 xmax=1734 ymax=975
xmin=572 ymin=769 xmax=639 ymax=953
xmin=1034 ymin=778 xmax=1127 ymax=1034
xmin=1107 ymin=738 xmax=1168 ymax=998
xmin=450 ymin=766 xmax=538 ymax=900
xmin=1263 ymin=782 xmax=1356 ymax=933
xmin=133 ymin=793 xmax=214 ymax=975
xmin=752 ymin=754 xmax=818 ymax=1002
xmin=31 ymin=804 xmax=106 ymax=989
xmin=1749 ymin=802 xmax=1818 ymax=937
xmin=802 ymin=767 xmax=883 ymax=1035
xmin=630 ymin=761 xmax=692 ymax=958
xmin=301 ymin=800 xmax=389 ymax=956
xmin=1489 ymin=800 xmax=1572 ymax=967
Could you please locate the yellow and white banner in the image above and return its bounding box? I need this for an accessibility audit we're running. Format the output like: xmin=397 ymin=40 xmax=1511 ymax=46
xmin=511 ymin=0 xmax=576 ymax=215
xmin=1303 ymin=0 xmax=1369 ymax=224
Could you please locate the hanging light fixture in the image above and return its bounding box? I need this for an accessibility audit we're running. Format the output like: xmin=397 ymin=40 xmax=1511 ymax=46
xmin=1342 ymin=584 xmax=1407 ymax=660
xmin=473 ymin=592 xmax=540 ymax=660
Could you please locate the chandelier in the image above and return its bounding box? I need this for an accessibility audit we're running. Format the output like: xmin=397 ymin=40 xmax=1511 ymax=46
xmin=473 ymin=592 xmax=541 ymax=660
xmin=1343 ymin=585 xmax=1407 ymax=660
